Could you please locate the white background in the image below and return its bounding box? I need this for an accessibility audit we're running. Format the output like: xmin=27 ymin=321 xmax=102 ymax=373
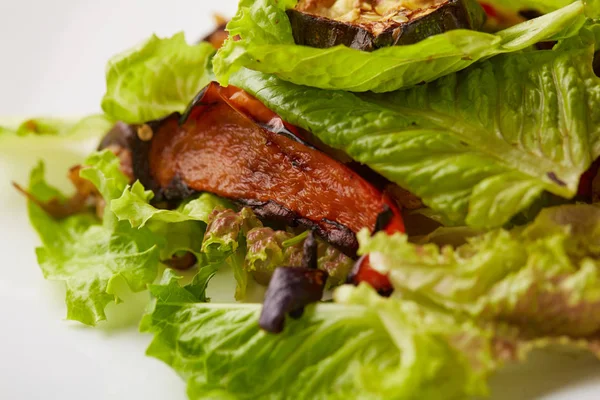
xmin=1 ymin=1 xmax=600 ymax=399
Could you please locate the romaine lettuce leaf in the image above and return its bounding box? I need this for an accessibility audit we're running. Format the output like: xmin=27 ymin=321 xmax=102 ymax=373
xmin=142 ymin=204 xmax=600 ymax=399
xmin=141 ymin=272 xmax=497 ymax=400
xmin=234 ymin=35 xmax=600 ymax=228
xmin=360 ymin=204 xmax=600 ymax=340
xmin=101 ymin=33 xmax=215 ymax=123
xmin=27 ymin=151 xmax=161 ymax=325
xmin=214 ymin=0 xmax=590 ymax=92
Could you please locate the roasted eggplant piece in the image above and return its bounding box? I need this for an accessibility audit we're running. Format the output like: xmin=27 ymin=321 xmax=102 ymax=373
xmin=259 ymin=231 xmax=327 ymax=333
xmin=287 ymin=0 xmax=486 ymax=51
xmin=100 ymin=82 xmax=404 ymax=257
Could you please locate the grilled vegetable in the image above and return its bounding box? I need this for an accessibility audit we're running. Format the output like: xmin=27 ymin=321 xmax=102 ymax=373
xmin=99 ymin=82 xmax=404 ymax=256
xmin=199 ymin=14 xmax=229 ymax=49
xmin=259 ymin=231 xmax=328 ymax=334
xmin=287 ymin=0 xmax=486 ymax=51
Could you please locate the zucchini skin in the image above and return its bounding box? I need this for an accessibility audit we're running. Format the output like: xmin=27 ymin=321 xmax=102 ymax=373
xmin=287 ymin=0 xmax=486 ymax=51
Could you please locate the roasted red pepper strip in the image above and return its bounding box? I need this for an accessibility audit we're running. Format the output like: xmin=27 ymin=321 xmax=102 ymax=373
xmin=120 ymin=82 xmax=404 ymax=256
xmin=349 ymin=194 xmax=403 ymax=295
xmin=479 ymin=2 xmax=497 ymax=18
xmin=578 ymin=158 xmax=600 ymax=199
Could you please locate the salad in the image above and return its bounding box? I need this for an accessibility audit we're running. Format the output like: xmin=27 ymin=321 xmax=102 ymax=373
xmin=3 ymin=0 xmax=600 ymax=398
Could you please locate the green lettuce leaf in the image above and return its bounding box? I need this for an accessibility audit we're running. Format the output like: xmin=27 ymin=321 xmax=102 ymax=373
xmin=151 ymin=220 xmax=207 ymax=262
xmin=112 ymin=182 xmax=351 ymax=299
xmin=0 ymin=114 xmax=112 ymax=138
xmin=101 ymin=33 xmax=215 ymax=123
xmin=27 ymin=151 xmax=161 ymax=325
xmin=142 ymin=207 xmax=600 ymax=399
xmin=111 ymin=179 xmax=241 ymax=269
xmin=234 ymin=35 xmax=600 ymax=228
xmin=214 ymin=0 xmax=590 ymax=92
xmin=1 ymin=115 xmax=114 ymax=201
xmin=112 ymin=181 xmax=230 ymax=228
xmin=484 ymin=0 xmax=576 ymax=14
xmin=142 ymin=272 xmax=498 ymax=400
xmin=360 ymin=204 xmax=600 ymax=340
xmin=0 ymin=115 xmax=113 ymax=198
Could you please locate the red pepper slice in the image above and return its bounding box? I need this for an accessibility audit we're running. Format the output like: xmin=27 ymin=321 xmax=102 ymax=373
xmin=107 ymin=82 xmax=405 ymax=256
xmin=348 ymin=193 xmax=404 ymax=295
xmin=479 ymin=2 xmax=498 ymax=18
xmin=578 ymin=158 xmax=600 ymax=199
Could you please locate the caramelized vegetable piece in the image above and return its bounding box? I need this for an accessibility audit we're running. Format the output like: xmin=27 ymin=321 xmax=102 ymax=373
xmin=101 ymin=82 xmax=404 ymax=255
xmin=578 ymin=158 xmax=600 ymax=202
xmin=479 ymin=2 xmax=526 ymax=31
xmin=259 ymin=266 xmax=328 ymax=333
xmin=199 ymin=15 xmax=229 ymax=49
xmin=163 ymin=252 xmax=198 ymax=270
xmin=288 ymin=0 xmax=486 ymax=51
xmin=260 ymin=231 xmax=327 ymax=333
xmin=347 ymin=198 xmax=404 ymax=295
xmin=13 ymin=165 xmax=102 ymax=219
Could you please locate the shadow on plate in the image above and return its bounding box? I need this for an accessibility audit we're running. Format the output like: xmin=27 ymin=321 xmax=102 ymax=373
xmin=487 ymin=348 xmax=600 ymax=400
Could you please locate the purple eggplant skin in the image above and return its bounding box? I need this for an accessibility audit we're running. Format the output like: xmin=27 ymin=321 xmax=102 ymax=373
xmin=286 ymin=0 xmax=487 ymax=51
xmin=259 ymin=231 xmax=327 ymax=334
xmin=259 ymin=267 xmax=328 ymax=333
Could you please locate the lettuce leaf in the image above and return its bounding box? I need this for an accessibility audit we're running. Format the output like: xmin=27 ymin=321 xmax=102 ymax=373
xmin=27 ymin=151 xmax=161 ymax=325
xmin=112 ymin=183 xmax=225 ymax=262
xmin=0 ymin=114 xmax=112 ymax=138
xmin=112 ymin=181 xmax=230 ymax=228
xmin=214 ymin=0 xmax=591 ymax=93
xmin=142 ymin=272 xmax=497 ymax=400
xmin=113 ymin=181 xmax=238 ymax=261
xmin=112 ymin=180 xmax=351 ymax=299
xmin=234 ymin=35 xmax=600 ymax=228
xmin=0 ymin=115 xmax=113 ymax=200
xmin=141 ymin=204 xmax=600 ymax=399
xmin=360 ymin=204 xmax=600 ymax=341
xmin=113 ymin=185 xmax=344 ymax=299
xmin=483 ymin=0 xmax=576 ymax=14
xmin=487 ymin=0 xmax=600 ymax=17
xmin=101 ymin=33 xmax=215 ymax=123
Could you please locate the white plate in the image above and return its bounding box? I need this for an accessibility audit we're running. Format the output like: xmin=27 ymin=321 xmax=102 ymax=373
xmin=1 ymin=1 xmax=599 ymax=399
